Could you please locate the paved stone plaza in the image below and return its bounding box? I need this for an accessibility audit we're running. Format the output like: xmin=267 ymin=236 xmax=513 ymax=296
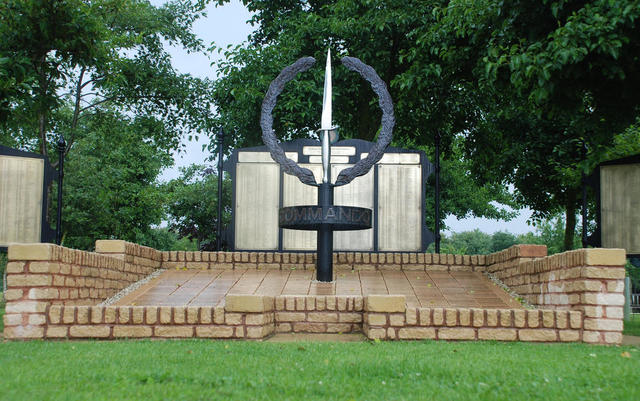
xmin=115 ymin=270 xmax=522 ymax=310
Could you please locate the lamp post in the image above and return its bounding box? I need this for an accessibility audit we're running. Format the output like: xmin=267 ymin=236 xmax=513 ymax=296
xmin=216 ymin=127 xmax=224 ymax=251
xmin=434 ymin=131 xmax=441 ymax=254
xmin=55 ymin=134 xmax=66 ymax=245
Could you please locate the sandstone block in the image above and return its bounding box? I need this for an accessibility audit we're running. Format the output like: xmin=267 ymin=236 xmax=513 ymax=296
xmin=29 ymin=262 xmax=60 ymax=274
xmin=293 ymin=322 xmax=326 ymax=333
xmin=113 ymin=326 xmax=152 ymax=338
xmin=276 ymin=312 xmax=306 ymax=322
xmin=389 ymin=314 xmax=405 ymax=326
xmin=326 ymin=323 xmax=352 ymax=333
xmin=225 ymin=295 xmax=274 ymax=312
xmin=471 ymin=309 xmax=484 ymax=327
xmin=438 ymin=328 xmax=475 ymax=340
xmin=245 ymin=313 xmax=269 ymax=325
xmin=246 ymin=325 xmax=273 ymax=339
xmin=584 ymin=248 xmax=626 ymax=266
xmin=104 ymin=307 xmax=117 ymax=323
xmin=366 ymin=327 xmax=387 ymax=340
xmin=478 ymin=328 xmax=517 ymax=341
xmin=569 ymin=311 xmax=582 ymax=329
xmin=159 ymin=307 xmax=172 ymax=324
xmin=340 ymin=312 xmax=362 ymax=323
xmin=582 ymin=330 xmax=602 ymax=343
xmin=308 ymin=312 xmax=338 ymax=323
xmin=583 ymin=318 xmax=622 ymax=331
xmin=69 ymin=325 xmax=111 ymax=338
xmin=581 ymin=267 xmax=625 ymax=280
xmin=95 ymin=240 xmax=126 ymax=253
xmin=405 ymin=308 xmax=417 ymax=325
xmin=7 ymin=274 xmax=52 ymax=287
xmin=398 ymin=327 xmax=436 ymax=339
xmin=419 ymin=308 xmax=431 ymax=326
xmin=542 ymin=310 xmax=555 ymax=328
xmin=196 ymin=325 xmax=234 ymax=338
xmin=559 ymin=330 xmax=580 ymax=342
xmin=365 ymin=295 xmax=405 ymax=313
xmin=518 ymin=329 xmax=557 ymax=342
xmin=145 ymin=307 xmax=158 ymax=324
xmin=8 ymin=243 xmax=55 ymax=261
xmin=6 ymin=262 xmax=25 ymax=273
xmin=5 ymin=325 xmax=45 ymax=339
xmin=604 ymin=331 xmax=622 ymax=344
xmin=28 ymin=288 xmax=59 ymax=300
xmin=46 ymin=326 xmax=69 ymax=338
xmin=432 ymin=309 xmax=444 ymax=326
xmin=367 ymin=313 xmax=387 ymax=326
xmin=6 ymin=301 xmax=47 ymax=314
xmin=581 ymin=293 xmax=625 ymax=306
xmin=4 ymin=289 xmax=23 ymax=301
xmin=225 ymin=313 xmax=243 ymax=325
xmin=459 ymin=309 xmax=470 ymax=326
xmin=155 ymin=326 xmax=194 ymax=338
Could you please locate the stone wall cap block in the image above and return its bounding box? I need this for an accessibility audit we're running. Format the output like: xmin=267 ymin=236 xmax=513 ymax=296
xmin=225 ymin=294 xmax=274 ymax=312
xmin=585 ymin=248 xmax=626 ymax=266
xmin=95 ymin=240 xmax=127 ymax=253
xmin=365 ymin=295 xmax=406 ymax=313
xmin=8 ymin=243 xmax=55 ymax=261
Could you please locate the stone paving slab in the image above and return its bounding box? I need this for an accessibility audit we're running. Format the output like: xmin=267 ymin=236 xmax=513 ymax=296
xmin=115 ymin=269 xmax=523 ymax=309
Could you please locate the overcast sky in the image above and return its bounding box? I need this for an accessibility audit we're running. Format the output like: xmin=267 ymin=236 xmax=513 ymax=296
xmin=155 ymin=0 xmax=534 ymax=235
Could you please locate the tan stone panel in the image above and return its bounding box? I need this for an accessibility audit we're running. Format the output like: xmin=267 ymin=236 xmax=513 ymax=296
xmin=378 ymin=165 xmax=421 ymax=251
xmin=334 ymin=165 xmax=374 ymax=251
xmin=0 ymin=156 xmax=44 ymax=245
xmin=235 ymin=162 xmax=279 ymax=250
xmin=600 ymin=165 xmax=640 ymax=254
xmin=282 ymin=164 xmax=320 ymax=251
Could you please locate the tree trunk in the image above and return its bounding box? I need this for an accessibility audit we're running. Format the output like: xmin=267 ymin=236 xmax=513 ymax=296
xmin=564 ymin=189 xmax=578 ymax=251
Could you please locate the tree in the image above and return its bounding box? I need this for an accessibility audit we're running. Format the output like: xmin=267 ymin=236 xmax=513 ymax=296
xmin=165 ymin=164 xmax=232 ymax=250
xmin=0 ymin=0 xmax=214 ymax=158
xmin=424 ymin=0 xmax=640 ymax=250
xmin=210 ymin=0 xmax=518 ymax=230
xmin=61 ymin=109 xmax=172 ymax=250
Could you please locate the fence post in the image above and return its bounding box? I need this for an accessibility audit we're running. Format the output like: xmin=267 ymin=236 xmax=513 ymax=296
xmin=624 ymin=276 xmax=632 ymax=321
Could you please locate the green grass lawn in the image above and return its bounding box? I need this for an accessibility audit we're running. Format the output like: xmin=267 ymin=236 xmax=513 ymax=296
xmin=624 ymin=314 xmax=640 ymax=336
xmin=0 ymin=340 xmax=638 ymax=401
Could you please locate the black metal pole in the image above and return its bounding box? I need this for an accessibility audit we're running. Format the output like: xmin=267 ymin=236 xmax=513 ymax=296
xmin=317 ymin=183 xmax=334 ymax=282
xmin=581 ymin=141 xmax=588 ymax=248
xmin=217 ymin=127 xmax=224 ymax=251
xmin=55 ymin=134 xmax=66 ymax=245
xmin=434 ymin=132 xmax=441 ymax=254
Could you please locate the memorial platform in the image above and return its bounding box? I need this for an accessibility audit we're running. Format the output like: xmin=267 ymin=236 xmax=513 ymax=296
xmin=3 ymin=241 xmax=627 ymax=344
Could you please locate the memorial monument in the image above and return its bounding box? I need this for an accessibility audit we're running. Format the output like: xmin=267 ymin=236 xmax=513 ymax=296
xmin=260 ymin=51 xmax=395 ymax=281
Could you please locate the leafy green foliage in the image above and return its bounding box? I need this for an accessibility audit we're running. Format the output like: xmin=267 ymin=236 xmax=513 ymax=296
xmin=426 ymin=0 xmax=640 ymax=249
xmin=165 ymin=164 xmax=232 ymax=250
xmin=429 ymin=214 xmax=581 ymax=255
xmin=60 ymin=110 xmax=172 ymax=250
xmin=210 ymin=0 xmax=518 ymax=230
xmin=0 ymin=0 xmax=214 ymax=157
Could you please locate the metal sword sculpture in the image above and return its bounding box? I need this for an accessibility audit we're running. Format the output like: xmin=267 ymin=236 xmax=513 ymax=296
xmin=260 ymin=50 xmax=394 ymax=282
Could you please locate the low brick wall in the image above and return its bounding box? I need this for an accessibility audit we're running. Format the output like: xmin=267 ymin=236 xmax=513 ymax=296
xmin=363 ymin=295 xmax=583 ymax=342
xmin=485 ymin=245 xmax=626 ymax=344
xmin=3 ymin=241 xmax=627 ymax=344
xmin=159 ymin=250 xmax=487 ymax=272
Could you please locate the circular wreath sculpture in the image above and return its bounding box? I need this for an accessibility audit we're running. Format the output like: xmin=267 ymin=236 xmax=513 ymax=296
xmin=260 ymin=56 xmax=395 ymax=187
